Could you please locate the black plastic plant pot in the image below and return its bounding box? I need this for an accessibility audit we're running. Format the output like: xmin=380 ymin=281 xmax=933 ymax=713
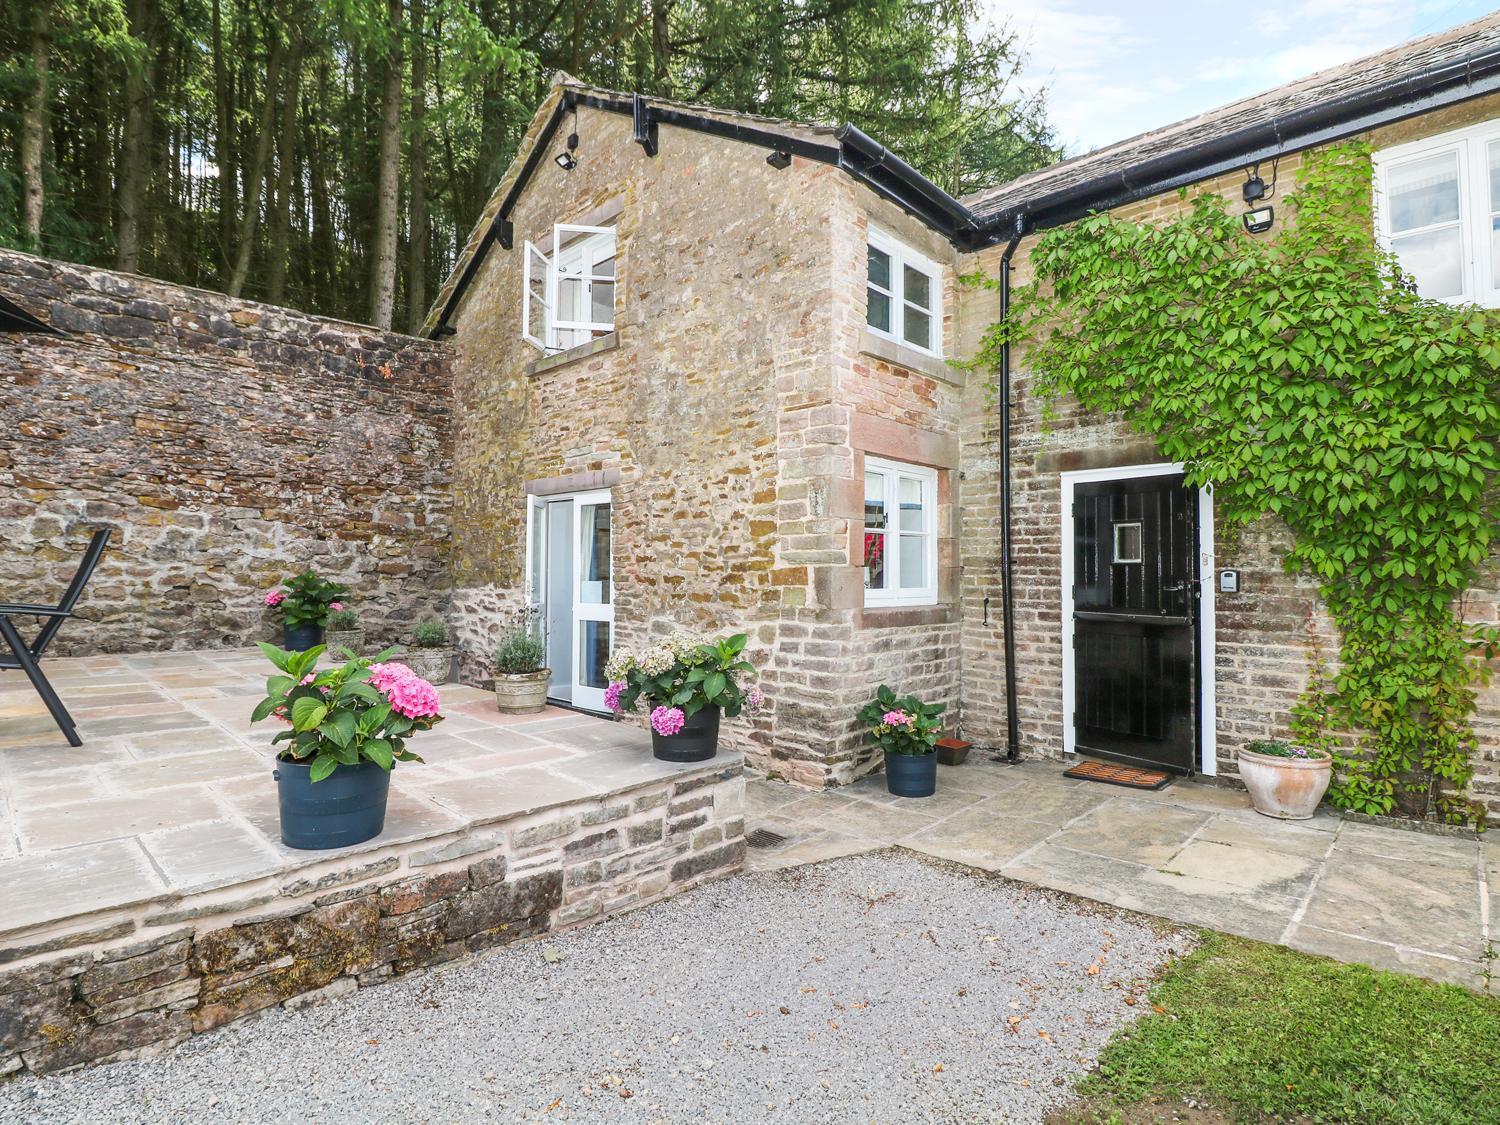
xmin=652 ymin=705 xmax=721 ymax=763
xmin=884 ymin=749 xmax=937 ymax=798
xmin=274 ymin=757 xmax=390 ymax=849
xmin=283 ymin=623 xmax=323 ymax=652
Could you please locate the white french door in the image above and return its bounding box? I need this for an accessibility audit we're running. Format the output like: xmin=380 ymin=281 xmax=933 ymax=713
xmin=526 ymin=490 xmax=614 ymax=711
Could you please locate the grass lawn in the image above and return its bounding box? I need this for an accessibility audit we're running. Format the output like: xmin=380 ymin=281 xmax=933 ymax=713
xmin=1073 ymin=931 xmax=1500 ymax=1124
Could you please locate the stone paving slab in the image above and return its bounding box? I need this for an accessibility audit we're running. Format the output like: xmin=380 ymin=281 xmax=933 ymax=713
xmin=747 ymin=757 xmax=1493 ymax=990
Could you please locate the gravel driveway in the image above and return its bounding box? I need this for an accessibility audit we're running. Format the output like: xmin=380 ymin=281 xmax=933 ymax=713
xmin=0 ymin=851 xmax=1189 ymax=1124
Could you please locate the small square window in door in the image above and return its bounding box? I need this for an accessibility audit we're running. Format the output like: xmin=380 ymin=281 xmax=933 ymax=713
xmin=1113 ymin=522 xmax=1143 ymax=564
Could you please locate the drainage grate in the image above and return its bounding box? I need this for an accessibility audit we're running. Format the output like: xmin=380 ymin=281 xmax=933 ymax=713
xmin=746 ymin=827 xmax=790 ymax=850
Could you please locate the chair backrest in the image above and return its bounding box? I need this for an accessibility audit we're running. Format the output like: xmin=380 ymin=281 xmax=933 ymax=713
xmin=33 ymin=528 xmax=111 ymax=658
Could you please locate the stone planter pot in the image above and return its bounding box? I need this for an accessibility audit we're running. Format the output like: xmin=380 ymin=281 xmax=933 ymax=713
xmin=884 ymin=750 xmax=938 ymax=797
xmin=652 ymin=705 xmax=720 ymax=763
xmin=273 ymin=757 xmax=390 ymax=849
xmin=403 ymin=647 xmax=452 ymax=684
xmin=494 ymin=669 xmax=550 ymax=714
xmin=282 ymin=623 xmax=323 ymax=652
xmin=324 ymin=628 xmax=365 ymax=655
xmin=1238 ymin=746 xmax=1332 ymax=820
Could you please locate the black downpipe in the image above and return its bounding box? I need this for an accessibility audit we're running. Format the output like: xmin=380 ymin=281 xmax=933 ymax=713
xmin=998 ymin=214 xmax=1027 ymax=761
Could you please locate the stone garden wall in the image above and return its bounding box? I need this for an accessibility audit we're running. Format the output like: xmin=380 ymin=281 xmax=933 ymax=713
xmin=0 ymin=249 xmax=453 ymax=654
xmin=0 ymin=760 xmax=743 ymax=1076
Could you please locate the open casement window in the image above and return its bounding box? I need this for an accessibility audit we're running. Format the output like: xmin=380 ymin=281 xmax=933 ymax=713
xmin=1374 ymin=119 xmax=1500 ymax=309
xmin=866 ymin=227 xmax=943 ymax=356
xmin=863 ymin=457 xmax=939 ymax=607
xmin=521 ymin=222 xmax=617 ymax=353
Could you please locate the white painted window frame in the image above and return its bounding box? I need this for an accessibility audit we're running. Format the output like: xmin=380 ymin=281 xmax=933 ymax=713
xmin=1059 ymin=462 xmax=1217 ymax=776
xmin=863 ymin=456 xmax=939 ymax=608
xmin=865 ymin=226 xmax=943 ymax=357
xmin=1373 ymin=118 xmax=1500 ymax=309
xmin=521 ymin=223 xmax=618 ymax=354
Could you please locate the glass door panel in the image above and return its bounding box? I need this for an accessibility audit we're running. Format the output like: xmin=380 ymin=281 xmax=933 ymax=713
xmin=571 ymin=492 xmax=613 ymax=711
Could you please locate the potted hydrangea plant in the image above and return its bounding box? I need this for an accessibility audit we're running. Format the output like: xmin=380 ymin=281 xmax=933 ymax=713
xmin=1239 ymin=739 xmax=1332 ymax=820
xmin=263 ymin=571 xmax=348 ymax=652
xmin=857 ymin=685 xmax=945 ymax=798
xmin=493 ymin=610 xmax=549 ymax=714
xmin=404 ymin=617 xmax=452 ymax=684
xmin=250 ymin=643 xmax=442 ymax=849
xmin=325 ymin=607 xmax=364 ymax=654
xmin=605 ymin=631 xmax=762 ymax=762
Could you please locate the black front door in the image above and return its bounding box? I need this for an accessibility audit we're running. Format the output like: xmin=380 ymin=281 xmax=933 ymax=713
xmin=1071 ymin=474 xmax=1199 ymax=773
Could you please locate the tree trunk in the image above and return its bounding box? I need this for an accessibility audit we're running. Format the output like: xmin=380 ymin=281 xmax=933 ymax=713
xmin=368 ymin=0 xmax=403 ymax=329
xmin=117 ymin=0 xmax=161 ymax=273
xmin=266 ymin=38 xmax=303 ymax=304
xmin=227 ymin=29 xmax=285 ymax=297
xmin=212 ymin=0 xmax=238 ymax=275
xmin=405 ymin=0 xmax=427 ymax=334
xmin=20 ymin=3 xmax=51 ymax=250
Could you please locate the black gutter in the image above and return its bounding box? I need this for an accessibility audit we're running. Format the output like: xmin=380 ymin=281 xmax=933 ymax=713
xmin=0 ymin=292 xmax=65 ymax=336
xmin=835 ymin=125 xmax=983 ymax=247
xmin=996 ymin=215 xmax=1025 ymax=762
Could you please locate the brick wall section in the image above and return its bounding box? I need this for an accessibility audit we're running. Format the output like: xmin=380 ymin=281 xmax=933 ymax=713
xmin=0 ymin=250 xmax=453 ymax=653
xmin=954 ymin=99 xmax=1500 ymax=816
xmin=0 ymin=763 xmax=744 ymax=1076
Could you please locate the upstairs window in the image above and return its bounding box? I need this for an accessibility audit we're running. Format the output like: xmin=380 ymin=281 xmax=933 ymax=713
xmin=863 ymin=457 xmax=938 ymax=607
xmin=1374 ymin=121 xmax=1500 ymax=308
xmin=523 ymin=223 xmax=617 ymax=353
xmin=866 ymin=228 xmax=942 ymax=356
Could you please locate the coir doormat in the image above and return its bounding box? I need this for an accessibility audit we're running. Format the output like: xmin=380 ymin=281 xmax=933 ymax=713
xmin=1062 ymin=760 xmax=1174 ymax=791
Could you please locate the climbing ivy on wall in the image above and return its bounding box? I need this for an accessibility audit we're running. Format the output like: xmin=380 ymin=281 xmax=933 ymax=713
xmin=978 ymin=142 xmax=1500 ymax=825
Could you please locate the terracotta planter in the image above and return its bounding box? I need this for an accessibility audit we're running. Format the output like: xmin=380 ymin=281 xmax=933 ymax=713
xmin=936 ymin=737 xmax=972 ymax=767
xmin=494 ymin=669 xmax=550 ymax=714
xmin=1238 ymin=746 xmax=1332 ymax=820
xmin=404 ymin=648 xmax=452 ymax=684
xmin=324 ymin=628 xmax=365 ymax=655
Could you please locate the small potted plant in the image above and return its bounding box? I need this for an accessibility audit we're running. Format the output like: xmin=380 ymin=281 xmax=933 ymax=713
xmin=606 ymin=631 xmax=763 ymax=762
xmin=250 ymin=643 xmax=442 ymax=849
xmin=325 ymin=607 xmax=364 ymax=655
xmin=263 ymin=571 xmax=348 ymax=652
xmin=404 ymin=617 xmax=452 ymax=684
xmin=857 ymin=685 xmax=945 ymax=798
xmin=493 ymin=612 xmax=550 ymax=714
xmin=1239 ymin=739 xmax=1332 ymax=820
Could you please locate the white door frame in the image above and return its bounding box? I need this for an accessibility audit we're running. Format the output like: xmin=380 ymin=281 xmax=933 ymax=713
xmin=1059 ymin=462 xmax=1217 ymax=776
xmin=525 ymin=488 xmax=614 ymax=711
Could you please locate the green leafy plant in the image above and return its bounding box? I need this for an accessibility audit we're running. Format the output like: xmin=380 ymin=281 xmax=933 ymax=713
xmin=411 ymin=617 xmax=448 ymax=648
xmin=327 ymin=607 xmax=359 ymax=630
xmin=606 ymin=631 xmax=763 ymax=731
xmin=263 ymin=571 xmax=348 ymax=630
xmin=979 ymin=141 xmax=1500 ymax=825
xmin=856 ymin=685 xmax=946 ymax=755
xmin=1244 ymin=739 xmax=1325 ymax=761
xmin=250 ymin=643 xmax=442 ymax=782
xmin=494 ymin=624 xmax=546 ymax=674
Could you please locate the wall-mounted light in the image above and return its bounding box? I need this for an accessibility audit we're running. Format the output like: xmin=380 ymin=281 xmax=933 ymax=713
xmin=766 ymin=149 xmax=792 ymax=170
xmin=1243 ymin=206 xmax=1274 ymax=234
xmin=554 ymin=131 xmax=579 ymax=171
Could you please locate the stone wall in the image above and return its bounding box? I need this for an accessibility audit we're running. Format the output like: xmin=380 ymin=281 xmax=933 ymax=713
xmin=953 ymin=99 xmax=1500 ymax=816
xmin=0 ymin=762 xmax=743 ymax=1076
xmin=0 ymin=250 xmax=453 ymax=654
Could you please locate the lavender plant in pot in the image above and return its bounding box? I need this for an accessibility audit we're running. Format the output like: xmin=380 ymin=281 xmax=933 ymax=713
xmin=250 ymin=644 xmax=442 ymax=849
xmin=494 ymin=613 xmax=549 ymax=715
xmin=605 ymin=631 xmax=763 ymax=762
xmin=325 ymin=607 xmax=364 ymax=655
xmin=1239 ymin=739 xmax=1332 ymax=820
xmin=857 ymin=685 xmax=945 ymax=798
xmin=403 ymin=617 xmax=452 ymax=684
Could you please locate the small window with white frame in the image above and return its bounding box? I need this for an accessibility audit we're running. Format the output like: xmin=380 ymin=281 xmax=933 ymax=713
xmin=1374 ymin=119 xmax=1500 ymax=308
xmin=522 ymin=221 xmax=617 ymax=353
xmin=863 ymin=457 xmax=939 ymax=607
xmin=866 ymin=227 xmax=942 ymax=355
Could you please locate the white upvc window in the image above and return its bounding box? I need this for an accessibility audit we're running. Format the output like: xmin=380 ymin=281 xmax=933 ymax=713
xmin=863 ymin=457 xmax=938 ymax=607
xmin=866 ymin=227 xmax=943 ymax=356
xmin=522 ymin=222 xmax=617 ymax=353
xmin=1374 ymin=119 xmax=1500 ymax=308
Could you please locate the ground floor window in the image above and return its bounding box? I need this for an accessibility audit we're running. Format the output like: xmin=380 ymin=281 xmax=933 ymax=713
xmin=863 ymin=457 xmax=938 ymax=606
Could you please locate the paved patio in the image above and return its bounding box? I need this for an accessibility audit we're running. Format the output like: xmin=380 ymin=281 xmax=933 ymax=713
xmin=0 ymin=648 xmax=698 ymax=946
xmin=747 ymin=758 xmax=1496 ymax=990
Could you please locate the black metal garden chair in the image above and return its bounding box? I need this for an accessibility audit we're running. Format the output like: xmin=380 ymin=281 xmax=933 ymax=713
xmin=1 ymin=528 xmax=112 ymax=747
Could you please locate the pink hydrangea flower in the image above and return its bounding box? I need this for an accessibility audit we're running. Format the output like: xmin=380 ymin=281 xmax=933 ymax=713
xmin=604 ymin=681 xmax=627 ymax=712
xmin=385 ymin=674 xmax=441 ymax=720
xmin=368 ymin=661 xmax=417 ymax=694
xmin=882 ymin=710 xmax=913 ymax=727
xmin=329 ymin=601 xmax=345 ymax=611
xmin=264 ymin=590 xmax=285 ymax=607
xmin=745 ymin=687 xmax=765 ymax=710
xmin=650 ymin=705 xmax=686 ymax=736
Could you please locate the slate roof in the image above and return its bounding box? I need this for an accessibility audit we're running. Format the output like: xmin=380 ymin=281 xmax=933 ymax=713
xmin=962 ymin=12 xmax=1500 ymax=219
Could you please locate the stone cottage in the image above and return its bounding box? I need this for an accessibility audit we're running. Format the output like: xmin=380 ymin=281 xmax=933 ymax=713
xmin=427 ymin=15 xmax=1500 ymax=812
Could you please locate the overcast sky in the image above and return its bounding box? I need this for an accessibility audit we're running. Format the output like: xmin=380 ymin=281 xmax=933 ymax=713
xmin=986 ymin=1 xmax=1499 ymax=155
